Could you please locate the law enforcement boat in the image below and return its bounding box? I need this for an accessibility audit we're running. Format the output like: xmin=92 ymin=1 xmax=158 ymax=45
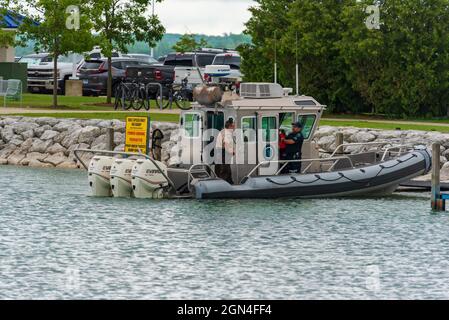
xmin=75 ymin=83 xmax=431 ymax=200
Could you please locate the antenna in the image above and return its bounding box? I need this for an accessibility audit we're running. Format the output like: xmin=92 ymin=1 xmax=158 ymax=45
xmin=274 ymin=31 xmax=278 ymax=84
xmin=295 ymin=32 xmax=299 ymax=95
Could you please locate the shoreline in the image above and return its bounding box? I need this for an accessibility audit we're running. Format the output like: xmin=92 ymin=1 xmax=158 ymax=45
xmin=1 ymin=116 xmax=449 ymax=180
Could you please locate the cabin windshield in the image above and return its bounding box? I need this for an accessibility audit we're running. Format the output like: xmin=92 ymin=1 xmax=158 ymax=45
xmin=298 ymin=114 xmax=316 ymax=139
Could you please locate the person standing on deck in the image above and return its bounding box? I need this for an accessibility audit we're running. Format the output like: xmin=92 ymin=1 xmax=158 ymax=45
xmin=215 ymin=119 xmax=236 ymax=184
xmin=281 ymin=122 xmax=304 ymax=174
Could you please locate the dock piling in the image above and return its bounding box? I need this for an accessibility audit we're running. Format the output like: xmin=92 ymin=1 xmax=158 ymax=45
xmin=106 ymin=128 xmax=115 ymax=151
xmin=431 ymin=143 xmax=446 ymax=211
xmin=335 ymin=132 xmax=344 ymax=155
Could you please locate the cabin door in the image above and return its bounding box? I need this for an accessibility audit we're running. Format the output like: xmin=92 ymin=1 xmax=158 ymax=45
xmin=180 ymin=112 xmax=203 ymax=165
xmin=257 ymin=113 xmax=279 ymax=176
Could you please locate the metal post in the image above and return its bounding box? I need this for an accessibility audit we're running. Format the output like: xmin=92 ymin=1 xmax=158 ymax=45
xmin=431 ymin=143 xmax=445 ymax=211
xmin=150 ymin=0 xmax=155 ymax=58
xmin=335 ymin=132 xmax=344 ymax=155
xmin=106 ymin=128 xmax=115 ymax=151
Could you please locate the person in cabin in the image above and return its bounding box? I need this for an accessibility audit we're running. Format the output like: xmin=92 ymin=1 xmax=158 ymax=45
xmin=279 ymin=129 xmax=287 ymax=160
xmin=281 ymin=122 xmax=305 ymax=174
xmin=215 ymin=119 xmax=236 ymax=184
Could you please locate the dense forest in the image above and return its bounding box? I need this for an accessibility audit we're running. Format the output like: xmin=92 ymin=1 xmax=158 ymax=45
xmin=15 ymin=33 xmax=252 ymax=59
xmin=240 ymin=0 xmax=449 ymax=118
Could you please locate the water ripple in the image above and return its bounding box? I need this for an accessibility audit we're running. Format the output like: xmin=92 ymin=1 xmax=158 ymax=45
xmin=1 ymin=166 xmax=449 ymax=299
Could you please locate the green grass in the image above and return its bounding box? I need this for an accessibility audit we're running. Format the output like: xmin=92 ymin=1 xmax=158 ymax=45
xmin=7 ymin=94 xmax=113 ymax=110
xmin=323 ymin=112 xmax=449 ymax=124
xmin=6 ymin=93 xmax=175 ymax=111
xmin=320 ymin=119 xmax=449 ymax=133
xmin=9 ymin=112 xmax=180 ymax=123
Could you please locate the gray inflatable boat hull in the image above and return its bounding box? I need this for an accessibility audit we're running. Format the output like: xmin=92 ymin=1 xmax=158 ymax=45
xmin=192 ymin=150 xmax=431 ymax=199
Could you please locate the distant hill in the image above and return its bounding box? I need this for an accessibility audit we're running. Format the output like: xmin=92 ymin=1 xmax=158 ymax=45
xmin=15 ymin=33 xmax=252 ymax=58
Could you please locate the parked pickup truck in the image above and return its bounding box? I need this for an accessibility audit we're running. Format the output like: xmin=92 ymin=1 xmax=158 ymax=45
xmin=124 ymin=65 xmax=175 ymax=98
xmin=20 ymin=53 xmax=82 ymax=94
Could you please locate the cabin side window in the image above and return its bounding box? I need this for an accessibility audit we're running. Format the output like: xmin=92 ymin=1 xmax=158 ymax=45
xmin=297 ymin=114 xmax=316 ymax=139
xmin=183 ymin=113 xmax=201 ymax=138
xmin=241 ymin=116 xmax=256 ymax=143
xmin=261 ymin=116 xmax=278 ymax=143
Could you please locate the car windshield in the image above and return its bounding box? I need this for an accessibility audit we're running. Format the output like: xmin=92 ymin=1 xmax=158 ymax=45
xmin=19 ymin=57 xmax=44 ymax=65
xmin=19 ymin=54 xmax=82 ymax=65
xmin=164 ymin=55 xmax=193 ymax=67
xmin=80 ymin=61 xmax=103 ymax=70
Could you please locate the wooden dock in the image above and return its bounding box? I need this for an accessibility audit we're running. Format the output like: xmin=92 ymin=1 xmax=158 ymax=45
xmin=399 ymin=180 xmax=449 ymax=191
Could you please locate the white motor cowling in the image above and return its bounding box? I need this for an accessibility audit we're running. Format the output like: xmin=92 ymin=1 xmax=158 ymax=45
xmin=131 ymin=159 xmax=169 ymax=199
xmin=110 ymin=159 xmax=136 ymax=198
xmin=88 ymin=156 xmax=114 ymax=197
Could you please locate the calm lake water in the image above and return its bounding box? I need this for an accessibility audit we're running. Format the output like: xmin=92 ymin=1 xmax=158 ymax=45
xmin=0 ymin=165 xmax=449 ymax=300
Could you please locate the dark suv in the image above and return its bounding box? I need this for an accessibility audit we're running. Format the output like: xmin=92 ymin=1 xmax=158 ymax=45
xmin=78 ymin=57 xmax=149 ymax=96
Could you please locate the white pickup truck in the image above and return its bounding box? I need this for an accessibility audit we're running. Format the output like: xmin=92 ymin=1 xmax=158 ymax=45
xmin=20 ymin=53 xmax=82 ymax=94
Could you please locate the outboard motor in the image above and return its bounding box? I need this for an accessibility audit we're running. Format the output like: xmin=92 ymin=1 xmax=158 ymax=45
xmin=88 ymin=156 xmax=114 ymax=197
xmin=131 ymin=159 xmax=169 ymax=199
xmin=110 ymin=159 xmax=136 ymax=198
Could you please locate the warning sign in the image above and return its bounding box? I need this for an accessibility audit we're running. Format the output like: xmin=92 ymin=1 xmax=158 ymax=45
xmin=125 ymin=116 xmax=151 ymax=154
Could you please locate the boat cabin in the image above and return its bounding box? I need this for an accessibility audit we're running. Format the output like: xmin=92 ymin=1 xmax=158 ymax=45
xmin=177 ymin=83 xmax=325 ymax=184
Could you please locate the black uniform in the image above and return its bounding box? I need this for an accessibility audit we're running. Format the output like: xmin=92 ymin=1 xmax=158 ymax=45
xmin=282 ymin=131 xmax=304 ymax=174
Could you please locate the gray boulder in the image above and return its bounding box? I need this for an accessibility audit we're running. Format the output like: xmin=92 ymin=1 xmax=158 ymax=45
xmin=29 ymin=139 xmax=53 ymax=153
xmin=44 ymin=152 xmax=67 ymax=166
xmin=34 ymin=125 xmax=52 ymax=138
xmin=40 ymin=130 xmax=60 ymax=141
xmin=78 ymin=126 xmax=101 ymax=144
xmin=35 ymin=117 xmax=60 ymax=127
xmin=12 ymin=122 xmax=39 ymax=134
xmin=46 ymin=143 xmax=67 ymax=155
xmin=21 ymin=129 xmax=35 ymax=140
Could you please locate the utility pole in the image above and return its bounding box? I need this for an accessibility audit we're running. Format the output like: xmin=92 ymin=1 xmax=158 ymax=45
xmin=150 ymin=0 xmax=155 ymax=57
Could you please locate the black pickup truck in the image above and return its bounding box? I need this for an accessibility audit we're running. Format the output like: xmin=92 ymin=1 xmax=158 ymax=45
xmin=125 ymin=65 xmax=175 ymax=97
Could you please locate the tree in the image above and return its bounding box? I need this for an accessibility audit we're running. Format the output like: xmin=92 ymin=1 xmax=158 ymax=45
xmin=90 ymin=0 xmax=165 ymax=104
xmin=239 ymin=0 xmax=293 ymax=84
xmin=2 ymin=0 xmax=95 ymax=108
xmin=339 ymin=0 xmax=449 ymax=117
xmin=240 ymin=0 xmax=363 ymax=113
xmin=0 ymin=8 xmax=14 ymax=48
xmin=172 ymin=34 xmax=209 ymax=53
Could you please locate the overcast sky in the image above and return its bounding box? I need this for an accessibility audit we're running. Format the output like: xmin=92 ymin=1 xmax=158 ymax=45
xmin=155 ymin=0 xmax=255 ymax=35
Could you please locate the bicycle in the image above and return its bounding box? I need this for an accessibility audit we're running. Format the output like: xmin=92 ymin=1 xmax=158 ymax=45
xmin=114 ymin=82 xmax=134 ymax=110
xmin=156 ymin=77 xmax=192 ymax=110
xmin=114 ymin=80 xmax=150 ymax=111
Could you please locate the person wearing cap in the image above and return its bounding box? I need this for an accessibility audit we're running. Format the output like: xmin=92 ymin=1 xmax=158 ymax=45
xmin=281 ymin=122 xmax=305 ymax=174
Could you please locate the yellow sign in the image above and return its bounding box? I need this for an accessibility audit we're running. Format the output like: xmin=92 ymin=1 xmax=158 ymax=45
xmin=125 ymin=116 xmax=150 ymax=154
